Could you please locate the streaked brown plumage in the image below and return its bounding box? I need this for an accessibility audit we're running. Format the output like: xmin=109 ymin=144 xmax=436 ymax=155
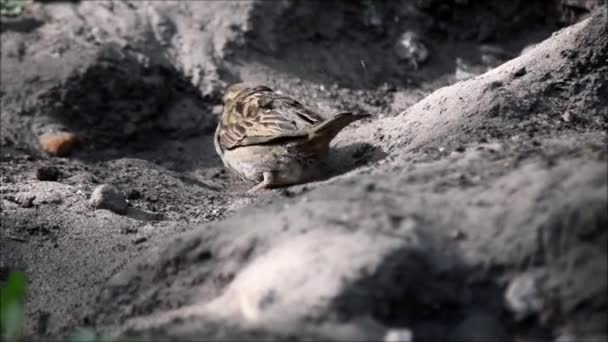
xmin=214 ymin=82 xmax=369 ymax=193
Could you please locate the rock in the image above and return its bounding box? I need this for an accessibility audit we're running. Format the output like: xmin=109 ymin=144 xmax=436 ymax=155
xmin=383 ymin=328 xmax=413 ymax=342
xmin=89 ymin=184 xmax=128 ymax=215
xmin=505 ymin=272 xmax=545 ymax=321
xmin=132 ymin=237 xmax=148 ymax=245
xmin=35 ymin=166 xmax=59 ymax=181
xmin=38 ymin=132 xmax=83 ymax=157
xmin=450 ymin=228 xmax=466 ymax=240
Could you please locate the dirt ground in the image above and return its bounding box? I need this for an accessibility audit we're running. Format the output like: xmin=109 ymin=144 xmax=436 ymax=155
xmin=1 ymin=1 xmax=607 ymax=341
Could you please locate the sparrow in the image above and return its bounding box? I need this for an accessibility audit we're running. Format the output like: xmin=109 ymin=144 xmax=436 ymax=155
xmin=214 ymin=82 xmax=370 ymax=193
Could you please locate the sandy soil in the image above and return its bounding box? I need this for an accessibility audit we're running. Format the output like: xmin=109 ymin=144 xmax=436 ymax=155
xmin=1 ymin=1 xmax=606 ymax=341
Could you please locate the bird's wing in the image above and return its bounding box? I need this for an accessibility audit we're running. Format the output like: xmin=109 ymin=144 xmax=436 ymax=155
xmin=218 ymin=89 xmax=326 ymax=149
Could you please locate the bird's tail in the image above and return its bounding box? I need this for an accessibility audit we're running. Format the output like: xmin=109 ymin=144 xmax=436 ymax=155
xmin=309 ymin=112 xmax=370 ymax=143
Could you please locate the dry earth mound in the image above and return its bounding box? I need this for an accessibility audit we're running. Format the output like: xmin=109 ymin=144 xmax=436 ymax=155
xmin=0 ymin=1 xmax=606 ymax=341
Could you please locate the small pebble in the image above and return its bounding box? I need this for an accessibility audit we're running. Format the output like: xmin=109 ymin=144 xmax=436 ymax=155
xmin=450 ymin=228 xmax=466 ymax=240
xmin=211 ymin=105 xmax=224 ymax=116
xmin=505 ymin=272 xmax=544 ymax=320
xmin=89 ymin=184 xmax=128 ymax=214
xmin=384 ymin=328 xmax=413 ymax=342
xmin=561 ymin=111 xmax=573 ymax=122
xmin=132 ymin=237 xmax=148 ymax=245
xmin=35 ymin=166 xmax=60 ymax=181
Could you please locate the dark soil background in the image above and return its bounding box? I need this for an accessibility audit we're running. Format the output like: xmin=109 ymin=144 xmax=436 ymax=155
xmin=1 ymin=1 xmax=606 ymax=341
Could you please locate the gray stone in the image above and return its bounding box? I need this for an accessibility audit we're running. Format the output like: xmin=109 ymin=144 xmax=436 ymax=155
xmin=89 ymin=184 xmax=128 ymax=215
xmin=383 ymin=328 xmax=413 ymax=342
xmin=505 ymin=272 xmax=545 ymax=320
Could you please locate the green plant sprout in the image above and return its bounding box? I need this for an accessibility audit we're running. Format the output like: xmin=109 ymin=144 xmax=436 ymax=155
xmin=0 ymin=272 xmax=127 ymax=342
xmin=0 ymin=0 xmax=26 ymax=17
xmin=66 ymin=328 xmax=119 ymax=342
xmin=0 ymin=272 xmax=28 ymax=342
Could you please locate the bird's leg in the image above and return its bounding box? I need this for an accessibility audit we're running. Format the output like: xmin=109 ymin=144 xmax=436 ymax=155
xmin=247 ymin=171 xmax=276 ymax=193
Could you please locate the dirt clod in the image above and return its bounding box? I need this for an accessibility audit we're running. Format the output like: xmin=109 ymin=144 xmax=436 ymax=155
xmin=35 ymin=166 xmax=59 ymax=181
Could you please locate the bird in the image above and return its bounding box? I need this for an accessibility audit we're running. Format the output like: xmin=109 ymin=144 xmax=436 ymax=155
xmin=214 ymin=82 xmax=370 ymax=193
